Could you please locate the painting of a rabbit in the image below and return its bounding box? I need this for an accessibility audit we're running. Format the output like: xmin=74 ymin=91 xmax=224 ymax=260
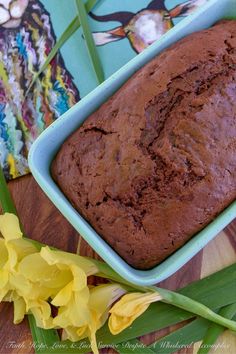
xmin=0 ymin=0 xmax=80 ymax=180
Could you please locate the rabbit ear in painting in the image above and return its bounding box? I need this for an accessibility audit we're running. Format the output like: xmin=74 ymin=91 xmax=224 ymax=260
xmin=89 ymin=11 xmax=129 ymax=45
xmin=169 ymin=0 xmax=207 ymax=18
xmin=92 ymin=26 xmax=126 ymax=46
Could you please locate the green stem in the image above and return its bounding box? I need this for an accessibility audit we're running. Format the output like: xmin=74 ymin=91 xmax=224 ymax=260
xmin=197 ymin=303 xmax=236 ymax=354
xmin=92 ymin=259 xmax=151 ymax=292
xmin=156 ymin=287 xmax=236 ymax=333
xmin=75 ymin=0 xmax=104 ymax=83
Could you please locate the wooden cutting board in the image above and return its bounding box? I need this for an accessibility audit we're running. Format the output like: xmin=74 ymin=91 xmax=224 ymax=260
xmin=0 ymin=175 xmax=235 ymax=354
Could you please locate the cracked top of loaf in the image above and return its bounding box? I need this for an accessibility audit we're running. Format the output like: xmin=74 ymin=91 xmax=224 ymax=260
xmin=52 ymin=20 xmax=236 ymax=269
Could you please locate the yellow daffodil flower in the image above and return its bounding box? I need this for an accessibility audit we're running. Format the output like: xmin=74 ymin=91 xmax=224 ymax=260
xmin=18 ymin=253 xmax=72 ymax=299
xmin=0 ymin=214 xmax=50 ymax=326
xmin=17 ymin=246 xmax=98 ymax=329
xmin=109 ymin=292 xmax=162 ymax=335
xmin=62 ymin=284 xmax=127 ymax=354
xmin=0 ymin=213 xmax=165 ymax=354
xmin=0 ymin=213 xmax=37 ymax=323
xmin=0 ymin=214 xmax=37 ymax=272
xmin=40 ymin=246 xmax=98 ymax=331
xmin=25 ymin=245 xmax=100 ymax=349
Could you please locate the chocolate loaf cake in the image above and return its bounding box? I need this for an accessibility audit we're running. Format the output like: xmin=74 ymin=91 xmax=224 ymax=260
xmin=52 ymin=20 xmax=236 ymax=269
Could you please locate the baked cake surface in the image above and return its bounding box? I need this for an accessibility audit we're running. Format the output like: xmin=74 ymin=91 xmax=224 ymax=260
xmin=52 ymin=20 xmax=236 ymax=269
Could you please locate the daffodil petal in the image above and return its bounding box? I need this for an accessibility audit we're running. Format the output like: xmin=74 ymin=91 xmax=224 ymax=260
xmin=109 ymin=313 xmax=136 ymax=335
xmin=89 ymin=330 xmax=99 ymax=354
xmin=71 ymin=265 xmax=87 ymax=292
xmin=40 ymin=246 xmax=98 ymax=276
xmin=0 ymin=288 xmax=10 ymax=302
xmin=74 ymin=286 xmax=90 ymax=308
xmin=77 ymin=325 xmax=88 ymax=338
xmin=13 ymin=297 xmax=26 ymax=324
xmin=53 ymin=289 xmax=90 ymax=329
xmin=6 ymin=243 xmax=18 ymax=269
xmin=0 ymin=239 xmax=8 ymax=267
xmin=9 ymin=239 xmax=37 ymax=261
xmin=62 ymin=327 xmax=81 ymax=342
xmin=9 ymin=272 xmax=31 ymax=297
xmin=109 ymin=292 xmax=162 ymax=334
xmin=110 ymin=292 xmax=161 ymax=317
xmin=18 ymin=253 xmax=71 ymax=290
xmin=0 ymin=269 xmax=9 ymax=289
xmin=51 ymin=282 xmax=73 ymax=307
xmin=18 ymin=254 xmax=57 ymax=282
xmin=89 ymin=284 xmax=126 ymax=330
xmin=3 ymin=239 xmax=37 ymax=272
xmin=29 ymin=300 xmax=53 ymax=329
xmin=18 ymin=253 xmax=59 ymax=282
xmin=0 ymin=214 xmax=22 ymax=241
xmin=61 ymin=325 xmax=89 ymax=342
xmin=89 ymin=284 xmax=126 ymax=313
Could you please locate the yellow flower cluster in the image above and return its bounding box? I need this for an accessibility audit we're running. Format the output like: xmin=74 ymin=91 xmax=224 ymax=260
xmin=0 ymin=213 xmax=162 ymax=353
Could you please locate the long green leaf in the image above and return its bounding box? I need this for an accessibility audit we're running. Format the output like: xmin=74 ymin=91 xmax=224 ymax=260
xmin=149 ymin=313 xmax=236 ymax=354
xmin=0 ymin=166 xmax=17 ymax=214
xmin=41 ymin=313 xmax=236 ymax=354
xmin=117 ymin=306 xmax=236 ymax=354
xmin=117 ymin=319 xmax=208 ymax=354
xmin=149 ymin=318 xmax=210 ymax=353
xmin=116 ymin=339 xmax=156 ymax=354
xmin=75 ymin=0 xmax=104 ymax=83
xmin=26 ymin=0 xmax=99 ymax=95
xmin=28 ymin=315 xmax=60 ymax=354
xmin=197 ymin=303 xmax=236 ymax=354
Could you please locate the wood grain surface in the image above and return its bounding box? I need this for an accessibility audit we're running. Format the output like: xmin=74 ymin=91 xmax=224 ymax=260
xmin=0 ymin=175 xmax=235 ymax=354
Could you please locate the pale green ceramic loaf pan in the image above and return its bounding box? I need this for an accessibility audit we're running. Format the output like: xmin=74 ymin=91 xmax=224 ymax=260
xmin=29 ymin=0 xmax=236 ymax=286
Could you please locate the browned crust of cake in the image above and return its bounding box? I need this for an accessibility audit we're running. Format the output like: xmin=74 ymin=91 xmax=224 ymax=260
xmin=52 ymin=20 xmax=236 ymax=269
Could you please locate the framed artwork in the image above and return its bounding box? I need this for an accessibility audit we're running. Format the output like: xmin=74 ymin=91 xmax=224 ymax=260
xmin=0 ymin=0 xmax=207 ymax=180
